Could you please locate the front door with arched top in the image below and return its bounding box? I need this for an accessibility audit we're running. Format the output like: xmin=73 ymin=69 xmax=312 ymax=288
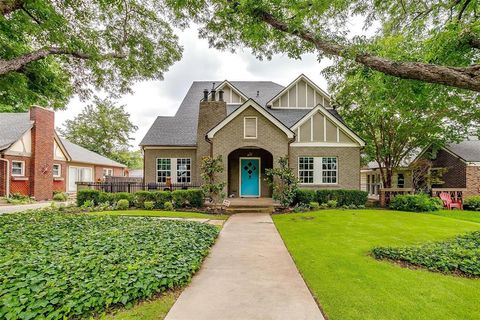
xmin=240 ymin=157 xmax=260 ymax=197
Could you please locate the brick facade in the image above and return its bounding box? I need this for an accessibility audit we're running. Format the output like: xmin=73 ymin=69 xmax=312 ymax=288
xmin=430 ymin=149 xmax=467 ymax=188
xmin=53 ymin=160 xmax=67 ymax=193
xmin=144 ymin=149 xmax=197 ymax=184
xmin=466 ymin=166 xmax=480 ymax=197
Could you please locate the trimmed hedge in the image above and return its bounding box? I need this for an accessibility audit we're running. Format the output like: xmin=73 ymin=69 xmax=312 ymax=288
xmin=464 ymin=196 xmax=480 ymax=211
xmin=389 ymin=194 xmax=443 ymax=212
xmin=78 ymin=189 xmax=205 ymax=209
xmin=295 ymin=189 xmax=368 ymax=207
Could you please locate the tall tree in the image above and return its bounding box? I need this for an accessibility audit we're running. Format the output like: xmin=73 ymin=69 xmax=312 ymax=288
xmin=190 ymin=0 xmax=480 ymax=92
xmin=326 ymin=56 xmax=480 ymax=189
xmin=58 ymin=98 xmax=139 ymax=167
xmin=0 ymin=0 xmax=197 ymax=111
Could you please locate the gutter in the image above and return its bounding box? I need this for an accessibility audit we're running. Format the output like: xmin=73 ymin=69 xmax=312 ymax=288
xmin=0 ymin=157 xmax=10 ymax=198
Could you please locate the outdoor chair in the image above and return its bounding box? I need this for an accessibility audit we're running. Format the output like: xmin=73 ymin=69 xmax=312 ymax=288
xmin=438 ymin=192 xmax=463 ymax=210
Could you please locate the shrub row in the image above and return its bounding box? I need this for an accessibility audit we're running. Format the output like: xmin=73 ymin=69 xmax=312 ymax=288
xmin=372 ymin=230 xmax=480 ymax=277
xmin=294 ymin=189 xmax=368 ymax=207
xmin=464 ymin=196 xmax=480 ymax=211
xmin=389 ymin=194 xmax=443 ymax=212
xmin=77 ymin=189 xmax=204 ymax=209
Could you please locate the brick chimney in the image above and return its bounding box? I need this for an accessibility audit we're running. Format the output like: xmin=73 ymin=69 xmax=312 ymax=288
xmin=196 ymin=86 xmax=227 ymax=182
xmin=29 ymin=106 xmax=55 ymax=200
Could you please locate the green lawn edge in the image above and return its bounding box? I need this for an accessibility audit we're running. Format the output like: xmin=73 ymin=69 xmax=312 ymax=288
xmin=90 ymin=210 xmax=229 ymax=220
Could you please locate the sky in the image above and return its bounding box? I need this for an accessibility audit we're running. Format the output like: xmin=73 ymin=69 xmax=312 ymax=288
xmin=55 ymin=26 xmax=334 ymax=148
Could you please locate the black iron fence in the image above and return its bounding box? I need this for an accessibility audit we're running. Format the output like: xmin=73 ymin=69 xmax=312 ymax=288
xmin=77 ymin=182 xmax=201 ymax=193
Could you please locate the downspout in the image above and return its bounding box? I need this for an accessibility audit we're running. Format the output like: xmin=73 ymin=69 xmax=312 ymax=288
xmin=0 ymin=157 xmax=10 ymax=198
xmin=205 ymin=135 xmax=213 ymax=157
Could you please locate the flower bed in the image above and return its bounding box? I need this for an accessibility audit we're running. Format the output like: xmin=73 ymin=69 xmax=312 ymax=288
xmin=372 ymin=231 xmax=480 ymax=277
xmin=0 ymin=209 xmax=219 ymax=319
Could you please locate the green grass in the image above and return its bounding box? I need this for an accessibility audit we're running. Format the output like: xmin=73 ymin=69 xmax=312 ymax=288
xmin=429 ymin=209 xmax=480 ymax=224
xmin=103 ymin=290 xmax=179 ymax=320
xmin=273 ymin=209 xmax=480 ymax=320
xmin=92 ymin=210 xmax=229 ymax=220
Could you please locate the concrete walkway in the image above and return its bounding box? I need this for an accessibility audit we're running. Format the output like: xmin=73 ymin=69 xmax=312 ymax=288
xmin=165 ymin=213 xmax=324 ymax=320
xmin=0 ymin=202 xmax=55 ymax=214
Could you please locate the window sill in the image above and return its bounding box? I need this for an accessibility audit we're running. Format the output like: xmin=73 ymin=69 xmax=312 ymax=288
xmin=12 ymin=176 xmax=28 ymax=181
xmin=299 ymin=183 xmax=339 ymax=186
xmin=53 ymin=177 xmax=64 ymax=181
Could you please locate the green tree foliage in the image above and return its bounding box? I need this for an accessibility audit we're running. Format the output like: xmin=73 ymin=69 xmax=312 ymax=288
xmin=189 ymin=0 xmax=480 ymax=91
xmin=0 ymin=0 xmax=194 ymax=111
xmin=58 ymin=98 xmax=138 ymax=167
xmin=200 ymin=155 xmax=226 ymax=206
xmin=265 ymin=156 xmax=298 ymax=208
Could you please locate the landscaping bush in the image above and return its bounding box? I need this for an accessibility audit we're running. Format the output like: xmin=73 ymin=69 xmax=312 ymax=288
xmin=98 ymin=191 xmax=115 ymax=204
xmin=0 ymin=209 xmax=219 ymax=319
xmin=295 ymin=189 xmax=368 ymax=207
xmin=52 ymin=192 xmax=68 ymax=202
xmin=172 ymin=189 xmax=204 ymax=208
xmin=164 ymin=201 xmax=174 ymax=211
xmin=309 ymin=202 xmax=320 ymax=210
xmin=113 ymin=192 xmax=134 ymax=205
xmin=389 ymin=194 xmax=443 ymax=212
xmin=77 ymin=189 xmax=101 ymax=206
xmin=372 ymin=231 xmax=480 ymax=277
xmin=464 ymin=196 xmax=480 ymax=211
xmin=133 ymin=191 xmax=171 ymax=209
xmin=6 ymin=192 xmax=33 ymax=204
xmin=116 ymin=199 xmax=129 ymax=210
xmin=143 ymin=201 xmax=155 ymax=210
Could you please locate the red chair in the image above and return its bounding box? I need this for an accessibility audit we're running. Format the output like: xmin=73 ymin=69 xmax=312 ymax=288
xmin=439 ymin=192 xmax=463 ymax=210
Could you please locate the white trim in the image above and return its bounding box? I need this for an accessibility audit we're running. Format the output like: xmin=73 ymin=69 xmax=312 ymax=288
xmin=297 ymin=127 xmax=301 ymax=142
xmin=206 ymin=99 xmax=295 ymax=139
xmin=239 ymin=157 xmax=261 ymax=197
xmin=156 ymin=158 xmax=172 ymax=183
xmin=298 ymin=156 xmax=338 ymax=185
xmin=155 ymin=157 xmax=192 ymax=184
xmin=102 ymin=168 xmax=114 ymax=177
xmin=336 ymin=127 xmax=340 ymax=143
xmin=208 ymin=80 xmax=248 ymax=103
xmin=290 ymin=104 xmax=365 ymax=146
xmin=467 ymin=162 xmax=480 ymax=166
xmin=310 ymin=117 xmax=314 ymax=142
xmin=287 ymin=90 xmax=290 ymax=108
xmin=11 ymin=160 xmax=25 ymax=176
xmin=305 ymin=83 xmax=308 ymax=107
xmin=291 ymin=142 xmax=360 ymax=147
xmin=176 ymin=158 xmax=192 ymax=183
xmin=267 ymin=74 xmax=330 ymax=107
xmin=243 ymin=116 xmax=258 ymax=139
xmin=295 ymin=83 xmax=298 ymax=108
xmin=53 ymin=163 xmax=61 ymax=177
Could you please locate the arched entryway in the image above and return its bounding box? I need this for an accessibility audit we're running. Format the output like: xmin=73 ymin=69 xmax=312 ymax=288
xmin=227 ymin=148 xmax=273 ymax=198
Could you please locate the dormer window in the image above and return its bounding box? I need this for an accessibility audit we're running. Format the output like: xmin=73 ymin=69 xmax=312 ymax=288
xmin=244 ymin=117 xmax=257 ymax=139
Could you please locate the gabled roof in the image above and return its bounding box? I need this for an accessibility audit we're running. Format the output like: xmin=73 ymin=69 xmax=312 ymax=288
xmin=206 ymin=99 xmax=295 ymax=139
xmin=208 ymin=80 xmax=249 ymax=102
xmin=0 ymin=113 xmax=33 ymax=151
xmin=60 ymin=138 xmax=126 ymax=168
xmin=291 ymin=105 xmax=365 ymax=146
xmin=140 ymin=79 xmax=345 ymax=147
xmin=445 ymin=138 xmax=480 ymax=162
xmin=266 ymin=74 xmax=330 ymax=107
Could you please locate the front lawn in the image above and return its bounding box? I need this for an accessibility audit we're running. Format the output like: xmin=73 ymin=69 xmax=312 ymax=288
xmin=92 ymin=210 xmax=228 ymax=220
xmin=0 ymin=210 xmax=219 ymax=319
xmin=429 ymin=209 xmax=480 ymax=224
xmin=273 ymin=209 xmax=480 ymax=320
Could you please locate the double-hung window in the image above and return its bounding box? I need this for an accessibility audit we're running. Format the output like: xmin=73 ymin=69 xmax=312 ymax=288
xmin=102 ymin=168 xmax=113 ymax=177
xmin=12 ymin=161 xmax=24 ymax=176
xmin=298 ymin=157 xmax=338 ymax=184
xmin=156 ymin=158 xmax=171 ymax=183
xmin=53 ymin=164 xmax=61 ymax=177
xmin=176 ymin=158 xmax=191 ymax=183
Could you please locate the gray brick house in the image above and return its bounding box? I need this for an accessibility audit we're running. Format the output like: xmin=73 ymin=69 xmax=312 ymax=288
xmin=140 ymin=75 xmax=365 ymax=197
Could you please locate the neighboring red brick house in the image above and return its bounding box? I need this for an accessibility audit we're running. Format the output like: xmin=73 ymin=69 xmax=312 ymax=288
xmin=0 ymin=106 xmax=127 ymax=200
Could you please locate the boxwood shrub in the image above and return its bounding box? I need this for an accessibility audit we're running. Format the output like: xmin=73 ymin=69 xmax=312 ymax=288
xmin=295 ymin=189 xmax=368 ymax=207
xmin=172 ymin=189 xmax=204 ymax=208
xmin=389 ymin=194 xmax=443 ymax=212
xmin=77 ymin=189 xmax=101 ymax=206
xmin=0 ymin=209 xmax=219 ymax=319
xmin=464 ymin=196 xmax=480 ymax=211
xmin=372 ymin=231 xmax=480 ymax=277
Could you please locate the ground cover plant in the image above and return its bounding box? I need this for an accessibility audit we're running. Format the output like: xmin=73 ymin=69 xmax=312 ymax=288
xmin=273 ymin=209 xmax=480 ymax=320
xmin=372 ymin=231 xmax=480 ymax=277
xmin=0 ymin=209 xmax=219 ymax=319
xmin=92 ymin=210 xmax=229 ymax=220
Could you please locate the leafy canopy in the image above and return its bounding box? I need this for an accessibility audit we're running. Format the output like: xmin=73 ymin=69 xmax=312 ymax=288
xmin=58 ymin=98 xmax=138 ymax=167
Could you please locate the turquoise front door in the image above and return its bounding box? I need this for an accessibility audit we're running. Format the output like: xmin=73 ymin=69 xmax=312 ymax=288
xmin=240 ymin=158 xmax=260 ymax=197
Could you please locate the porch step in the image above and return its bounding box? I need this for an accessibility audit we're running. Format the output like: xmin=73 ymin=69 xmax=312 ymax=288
xmin=226 ymin=206 xmax=274 ymax=214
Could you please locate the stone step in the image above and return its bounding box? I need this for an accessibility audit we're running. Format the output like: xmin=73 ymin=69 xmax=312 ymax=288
xmin=226 ymin=206 xmax=274 ymax=214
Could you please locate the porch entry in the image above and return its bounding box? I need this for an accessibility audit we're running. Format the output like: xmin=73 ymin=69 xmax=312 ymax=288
xmin=240 ymin=157 xmax=260 ymax=197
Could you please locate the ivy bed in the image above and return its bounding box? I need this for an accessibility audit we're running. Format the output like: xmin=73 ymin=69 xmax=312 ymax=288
xmin=0 ymin=209 xmax=219 ymax=319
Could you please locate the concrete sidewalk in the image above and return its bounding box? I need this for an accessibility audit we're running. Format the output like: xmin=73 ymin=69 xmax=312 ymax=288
xmin=0 ymin=202 xmax=54 ymax=214
xmin=165 ymin=213 xmax=324 ymax=320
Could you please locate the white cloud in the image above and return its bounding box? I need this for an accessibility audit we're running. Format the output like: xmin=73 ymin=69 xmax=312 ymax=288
xmin=55 ymin=26 xmax=334 ymax=147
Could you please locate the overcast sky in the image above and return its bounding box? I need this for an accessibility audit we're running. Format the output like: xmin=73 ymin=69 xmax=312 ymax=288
xmin=55 ymin=27 xmax=333 ymax=148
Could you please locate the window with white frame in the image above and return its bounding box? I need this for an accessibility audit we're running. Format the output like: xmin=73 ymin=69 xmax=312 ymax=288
xmin=176 ymin=158 xmax=191 ymax=183
xmin=298 ymin=157 xmax=314 ymax=183
xmin=53 ymin=164 xmax=61 ymax=177
xmin=11 ymin=161 xmax=24 ymax=176
xmin=298 ymin=157 xmax=338 ymax=184
xmin=244 ymin=117 xmax=257 ymax=139
xmin=103 ymin=168 xmax=113 ymax=177
xmin=156 ymin=158 xmax=171 ymax=183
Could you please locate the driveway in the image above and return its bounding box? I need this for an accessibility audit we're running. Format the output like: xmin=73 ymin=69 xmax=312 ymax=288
xmin=165 ymin=213 xmax=324 ymax=320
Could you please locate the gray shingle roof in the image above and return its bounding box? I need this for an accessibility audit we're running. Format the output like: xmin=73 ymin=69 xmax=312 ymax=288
xmin=60 ymin=138 xmax=126 ymax=167
xmin=446 ymin=138 xmax=480 ymax=162
xmin=0 ymin=113 xmax=33 ymax=150
xmin=140 ymin=80 xmax=342 ymax=146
